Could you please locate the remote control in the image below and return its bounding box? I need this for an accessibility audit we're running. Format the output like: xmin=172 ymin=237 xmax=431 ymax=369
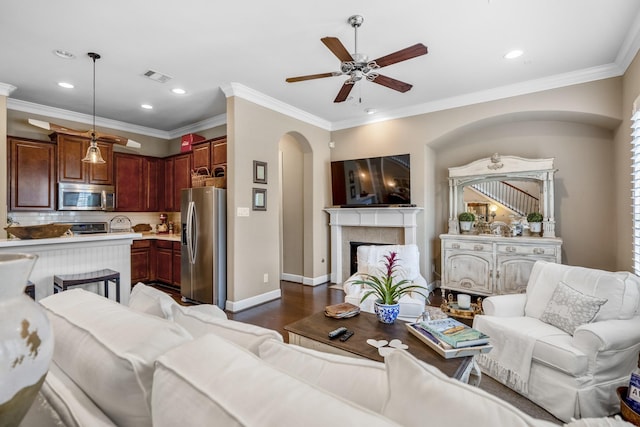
xmin=328 ymin=326 xmax=348 ymax=339
xmin=339 ymin=330 xmax=354 ymax=342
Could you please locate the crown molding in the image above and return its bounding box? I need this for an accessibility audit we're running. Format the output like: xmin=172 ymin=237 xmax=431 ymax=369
xmin=331 ymin=62 xmax=625 ymax=131
xmin=167 ymin=114 xmax=227 ymax=139
xmin=616 ymin=10 xmax=640 ymax=71
xmin=0 ymin=82 xmax=17 ymax=97
xmin=221 ymin=82 xmax=331 ymax=131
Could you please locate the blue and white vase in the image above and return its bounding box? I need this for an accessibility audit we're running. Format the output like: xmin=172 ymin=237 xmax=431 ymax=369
xmin=374 ymin=300 xmax=400 ymax=324
xmin=0 ymin=254 xmax=53 ymax=425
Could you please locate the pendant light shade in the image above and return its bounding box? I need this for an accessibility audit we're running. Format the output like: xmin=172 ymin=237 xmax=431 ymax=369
xmin=82 ymin=52 xmax=105 ymax=164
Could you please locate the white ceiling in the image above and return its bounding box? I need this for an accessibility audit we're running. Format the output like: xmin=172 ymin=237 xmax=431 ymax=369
xmin=2 ymin=0 xmax=640 ymax=138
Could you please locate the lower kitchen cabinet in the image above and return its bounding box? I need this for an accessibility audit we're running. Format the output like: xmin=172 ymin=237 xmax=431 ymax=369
xmin=131 ymin=239 xmax=181 ymax=288
xmin=440 ymin=234 xmax=562 ymax=297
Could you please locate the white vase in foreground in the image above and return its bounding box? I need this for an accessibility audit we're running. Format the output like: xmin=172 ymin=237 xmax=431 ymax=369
xmin=0 ymin=254 xmax=53 ymax=426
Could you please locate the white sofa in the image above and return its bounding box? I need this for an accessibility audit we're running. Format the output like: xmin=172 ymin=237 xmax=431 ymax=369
xmin=20 ymin=284 xmax=633 ymax=427
xmin=343 ymin=244 xmax=431 ymax=321
xmin=473 ymin=261 xmax=640 ymax=423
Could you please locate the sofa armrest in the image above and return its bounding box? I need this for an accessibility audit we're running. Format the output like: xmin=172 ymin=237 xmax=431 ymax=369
xmin=481 ymin=293 xmax=527 ymax=317
xmin=573 ymin=317 xmax=640 ymax=353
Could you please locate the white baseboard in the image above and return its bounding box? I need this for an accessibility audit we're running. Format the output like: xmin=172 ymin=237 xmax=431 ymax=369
xmin=225 ymin=289 xmax=281 ymax=312
xmin=281 ymin=273 xmax=331 ymax=287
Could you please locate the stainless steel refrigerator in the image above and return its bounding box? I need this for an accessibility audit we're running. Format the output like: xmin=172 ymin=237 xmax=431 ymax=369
xmin=181 ymin=187 xmax=226 ymax=308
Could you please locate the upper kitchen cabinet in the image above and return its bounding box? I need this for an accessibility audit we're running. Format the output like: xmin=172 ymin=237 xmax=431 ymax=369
xmin=192 ymin=141 xmax=211 ymax=171
xmin=8 ymin=136 xmax=56 ymax=211
xmin=55 ymin=134 xmax=113 ymax=185
xmin=191 ymin=136 xmax=227 ymax=173
xmin=211 ymin=137 xmax=227 ymax=167
xmin=162 ymin=153 xmax=191 ymax=212
xmin=114 ymin=153 xmax=163 ymax=212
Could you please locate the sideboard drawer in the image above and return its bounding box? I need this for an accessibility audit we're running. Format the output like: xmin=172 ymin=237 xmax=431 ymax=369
xmin=496 ymin=244 xmax=557 ymax=256
xmin=444 ymin=240 xmax=491 ymax=252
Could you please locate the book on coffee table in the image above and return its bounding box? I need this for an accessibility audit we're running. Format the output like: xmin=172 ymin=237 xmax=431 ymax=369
xmin=407 ymin=322 xmax=492 ymax=359
xmin=418 ymin=318 xmax=489 ymax=348
xmin=324 ymin=302 xmax=360 ymax=318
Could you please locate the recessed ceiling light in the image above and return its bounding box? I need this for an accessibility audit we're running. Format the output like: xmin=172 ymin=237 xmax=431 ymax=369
xmin=141 ymin=104 xmax=153 ymax=110
xmin=53 ymin=49 xmax=75 ymax=59
xmin=57 ymin=82 xmax=74 ymax=89
xmin=171 ymin=88 xmax=186 ymax=95
xmin=365 ymin=108 xmax=376 ymax=115
xmin=504 ymin=49 xmax=524 ymax=59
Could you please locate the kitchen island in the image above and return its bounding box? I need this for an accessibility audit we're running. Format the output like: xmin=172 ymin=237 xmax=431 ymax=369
xmin=0 ymin=232 xmax=141 ymax=303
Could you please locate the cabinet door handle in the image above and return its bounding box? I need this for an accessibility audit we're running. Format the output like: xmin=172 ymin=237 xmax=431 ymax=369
xmin=533 ymin=248 xmax=545 ymax=254
xmin=452 ymin=243 xmax=460 ymax=249
xmin=506 ymin=246 xmax=516 ymax=253
xmin=473 ymin=245 xmax=483 ymax=251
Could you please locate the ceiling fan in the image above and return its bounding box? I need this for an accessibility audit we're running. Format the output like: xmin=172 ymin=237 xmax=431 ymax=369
xmin=28 ymin=52 xmax=141 ymax=149
xmin=286 ymin=15 xmax=428 ymax=103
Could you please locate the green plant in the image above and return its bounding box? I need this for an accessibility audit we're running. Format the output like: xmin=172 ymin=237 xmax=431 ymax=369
xmin=353 ymin=252 xmax=429 ymax=305
xmin=458 ymin=212 xmax=475 ymax=222
xmin=527 ymin=212 xmax=543 ymax=222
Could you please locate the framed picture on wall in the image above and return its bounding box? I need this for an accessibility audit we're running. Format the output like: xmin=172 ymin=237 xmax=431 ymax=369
xmin=253 ymin=160 xmax=267 ymax=184
xmin=252 ymin=188 xmax=267 ymax=211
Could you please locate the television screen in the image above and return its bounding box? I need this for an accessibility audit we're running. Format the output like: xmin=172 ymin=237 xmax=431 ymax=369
xmin=331 ymin=154 xmax=411 ymax=207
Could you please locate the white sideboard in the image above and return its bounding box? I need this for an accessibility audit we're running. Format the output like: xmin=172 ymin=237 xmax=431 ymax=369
xmin=440 ymin=233 xmax=562 ymax=297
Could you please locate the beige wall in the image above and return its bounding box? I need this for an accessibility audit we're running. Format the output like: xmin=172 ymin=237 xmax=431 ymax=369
xmin=225 ymin=96 xmax=331 ymax=304
xmin=331 ymin=78 xmax=623 ymax=278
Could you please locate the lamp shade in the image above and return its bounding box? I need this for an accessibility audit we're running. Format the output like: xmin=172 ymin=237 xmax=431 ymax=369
xmin=81 ymin=143 xmax=105 ymax=164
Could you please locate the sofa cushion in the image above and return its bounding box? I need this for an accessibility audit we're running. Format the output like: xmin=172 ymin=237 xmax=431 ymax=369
xmin=539 ymin=282 xmax=607 ymax=335
xmin=128 ymin=282 xmax=177 ymax=320
xmin=525 ymin=261 xmax=640 ymax=322
xmin=153 ymin=334 xmax=400 ymax=427
xmin=532 ymin=334 xmax=588 ymax=377
xmin=258 ymin=339 xmax=388 ymax=412
xmin=382 ymin=349 xmax=557 ymax=427
xmin=40 ymin=289 xmax=192 ymax=427
xmin=171 ymin=304 xmax=283 ymax=354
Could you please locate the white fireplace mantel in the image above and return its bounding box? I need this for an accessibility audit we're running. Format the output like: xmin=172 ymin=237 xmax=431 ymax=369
xmin=325 ymin=207 xmax=423 ymax=284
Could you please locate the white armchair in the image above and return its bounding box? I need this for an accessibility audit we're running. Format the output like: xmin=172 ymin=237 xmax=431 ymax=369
xmin=343 ymin=244 xmax=430 ymax=321
xmin=473 ymin=261 xmax=640 ymax=422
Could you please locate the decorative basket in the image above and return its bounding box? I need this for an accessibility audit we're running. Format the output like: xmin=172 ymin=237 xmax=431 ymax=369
xmin=5 ymin=223 xmax=72 ymax=239
xmin=618 ymin=387 xmax=640 ymax=426
xmin=205 ymin=177 xmax=226 ymax=188
xmin=191 ymin=167 xmax=211 ymax=187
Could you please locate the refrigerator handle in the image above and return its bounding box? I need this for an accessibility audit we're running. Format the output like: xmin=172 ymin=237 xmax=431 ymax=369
xmin=190 ymin=201 xmax=198 ymax=264
xmin=186 ymin=201 xmax=196 ymax=264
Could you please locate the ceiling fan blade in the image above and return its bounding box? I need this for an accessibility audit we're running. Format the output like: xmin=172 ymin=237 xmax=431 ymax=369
xmin=334 ymin=82 xmax=355 ymax=103
xmin=321 ymin=37 xmax=353 ymax=62
xmin=370 ymin=74 xmax=413 ymax=93
xmin=286 ymin=72 xmax=339 ymax=83
xmin=371 ymin=43 xmax=428 ymax=68
xmin=94 ymin=132 xmax=141 ymax=148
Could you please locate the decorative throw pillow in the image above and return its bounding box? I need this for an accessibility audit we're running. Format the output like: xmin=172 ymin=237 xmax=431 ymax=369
xmin=540 ymin=281 xmax=607 ymax=335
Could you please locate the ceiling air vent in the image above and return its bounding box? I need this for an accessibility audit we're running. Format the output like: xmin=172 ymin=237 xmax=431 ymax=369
xmin=143 ymin=70 xmax=172 ymax=83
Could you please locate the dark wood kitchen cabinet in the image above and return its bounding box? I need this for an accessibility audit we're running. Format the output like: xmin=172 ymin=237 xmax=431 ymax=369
xmin=115 ymin=153 xmax=161 ymax=212
xmin=211 ymin=137 xmax=227 ymax=168
xmin=155 ymin=240 xmax=174 ymax=286
xmin=192 ymin=142 xmax=211 ymax=171
xmin=172 ymin=241 xmax=181 ymax=287
xmin=163 ymin=153 xmax=191 ymax=212
xmin=131 ymin=239 xmax=153 ymax=284
xmin=8 ymin=137 xmax=56 ymax=211
xmin=55 ymin=134 xmax=113 ymax=185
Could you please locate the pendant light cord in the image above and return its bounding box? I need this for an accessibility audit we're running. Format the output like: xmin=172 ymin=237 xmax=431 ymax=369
xmin=88 ymin=52 xmax=100 ymax=144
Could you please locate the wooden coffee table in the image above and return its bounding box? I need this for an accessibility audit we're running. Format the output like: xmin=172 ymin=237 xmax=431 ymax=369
xmin=284 ymin=311 xmax=481 ymax=384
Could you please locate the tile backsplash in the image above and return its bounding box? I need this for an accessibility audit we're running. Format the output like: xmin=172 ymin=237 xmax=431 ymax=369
xmin=8 ymin=211 xmax=182 ymax=230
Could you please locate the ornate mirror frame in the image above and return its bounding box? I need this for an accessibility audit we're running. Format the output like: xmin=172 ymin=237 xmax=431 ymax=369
xmin=447 ymin=153 xmax=557 ymax=237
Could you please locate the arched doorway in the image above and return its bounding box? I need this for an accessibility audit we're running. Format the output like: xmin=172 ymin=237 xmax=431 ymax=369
xmin=279 ymin=132 xmax=312 ymax=283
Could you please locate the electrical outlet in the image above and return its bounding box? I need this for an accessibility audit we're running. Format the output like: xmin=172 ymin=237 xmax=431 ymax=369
xmin=263 ymin=273 xmax=268 ymax=283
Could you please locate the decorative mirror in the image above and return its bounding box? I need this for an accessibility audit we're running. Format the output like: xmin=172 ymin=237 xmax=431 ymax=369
xmin=447 ymin=153 xmax=557 ymax=237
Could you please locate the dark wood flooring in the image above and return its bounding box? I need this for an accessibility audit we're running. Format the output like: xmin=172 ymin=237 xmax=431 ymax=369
xmin=154 ymin=281 xmax=561 ymax=424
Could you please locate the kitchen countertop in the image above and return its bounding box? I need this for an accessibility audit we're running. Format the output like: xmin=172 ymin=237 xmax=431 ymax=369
xmin=137 ymin=232 xmax=181 ymax=242
xmin=0 ymin=232 xmax=143 ymax=248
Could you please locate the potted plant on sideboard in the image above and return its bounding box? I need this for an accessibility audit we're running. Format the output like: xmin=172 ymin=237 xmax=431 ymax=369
xmin=527 ymin=212 xmax=543 ymax=235
xmin=458 ymin=212 xmax=475 ymax=233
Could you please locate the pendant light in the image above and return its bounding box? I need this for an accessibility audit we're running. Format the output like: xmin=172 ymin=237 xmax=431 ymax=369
xmin=82 ymin=52 xmax=106 ymax=164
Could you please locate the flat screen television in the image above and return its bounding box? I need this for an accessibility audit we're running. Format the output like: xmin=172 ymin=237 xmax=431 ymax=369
xmin=331 ymin=154 xmax=411 ymax=207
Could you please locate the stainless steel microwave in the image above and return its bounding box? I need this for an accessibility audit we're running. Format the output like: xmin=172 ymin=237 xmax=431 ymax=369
xmin=58 ymin=183 xmax=115 ymax=211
